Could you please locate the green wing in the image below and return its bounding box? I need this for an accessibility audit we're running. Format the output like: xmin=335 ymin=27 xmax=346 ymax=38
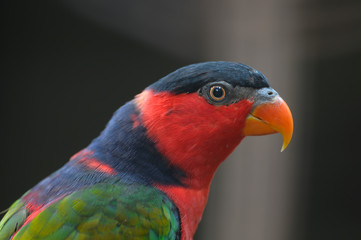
xmin=4 ymin=183 xmax=179 ymax=240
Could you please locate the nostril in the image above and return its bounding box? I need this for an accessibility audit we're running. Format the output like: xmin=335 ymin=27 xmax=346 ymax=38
xmin=268 ymin=91 xmax=273 ymax=95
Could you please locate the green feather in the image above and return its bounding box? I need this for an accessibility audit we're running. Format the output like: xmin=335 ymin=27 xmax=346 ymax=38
xmin=0 ymin=199 xmax=27 ymax=240
xmin=7 ymin=183 xmax=179 ymax=240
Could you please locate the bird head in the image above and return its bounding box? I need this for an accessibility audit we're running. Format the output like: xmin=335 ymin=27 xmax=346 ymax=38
xmin=134 ymin=61 xmax=293 ymax=188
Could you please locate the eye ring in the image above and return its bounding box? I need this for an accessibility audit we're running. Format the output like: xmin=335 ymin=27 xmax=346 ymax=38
xmin=209 ymin=85 xmax=226 ymax=101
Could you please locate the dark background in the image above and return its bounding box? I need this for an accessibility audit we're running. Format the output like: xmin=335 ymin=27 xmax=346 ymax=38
xmin=1 ymin=0 xmax=361 ymax=239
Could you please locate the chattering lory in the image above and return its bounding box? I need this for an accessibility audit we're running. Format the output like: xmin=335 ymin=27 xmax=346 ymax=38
xmin=0 ymin=61 xmax=293 ymax=240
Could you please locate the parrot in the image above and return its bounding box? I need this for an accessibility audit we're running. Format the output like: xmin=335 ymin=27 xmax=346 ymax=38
xmin=0 ymin=61 xmax=293 ymax=240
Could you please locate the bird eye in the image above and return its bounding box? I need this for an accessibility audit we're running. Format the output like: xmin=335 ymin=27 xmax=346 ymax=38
xmin=209 ymin=85 xmax=226 ymax=101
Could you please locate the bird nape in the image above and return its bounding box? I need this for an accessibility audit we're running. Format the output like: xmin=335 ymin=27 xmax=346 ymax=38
xmin=0 ymin=61 xmax=293 ymax=240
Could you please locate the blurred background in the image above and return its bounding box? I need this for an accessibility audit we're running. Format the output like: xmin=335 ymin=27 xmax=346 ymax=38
xmin=1 ymin=0 xmax=361 ymax=239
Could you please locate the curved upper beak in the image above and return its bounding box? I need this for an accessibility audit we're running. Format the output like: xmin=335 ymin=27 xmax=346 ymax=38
xmin=242 ymin=96 xmax=293 ymax=152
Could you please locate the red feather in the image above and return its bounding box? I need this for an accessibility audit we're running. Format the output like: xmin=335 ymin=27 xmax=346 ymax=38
xmin=136 ymin=89 xmax=254 ymax=238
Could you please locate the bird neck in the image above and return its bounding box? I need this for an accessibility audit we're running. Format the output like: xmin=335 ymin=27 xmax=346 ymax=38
xmin=135 ymin=90 xmax=252 ymax=239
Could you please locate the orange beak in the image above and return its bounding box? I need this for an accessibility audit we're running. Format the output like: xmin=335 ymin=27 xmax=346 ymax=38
xmin=242 ymin=96 xmax=293 ymax=152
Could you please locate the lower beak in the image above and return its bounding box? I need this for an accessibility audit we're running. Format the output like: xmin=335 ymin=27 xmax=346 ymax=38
xmin=242 ymin=96 xmax=293 ymax=152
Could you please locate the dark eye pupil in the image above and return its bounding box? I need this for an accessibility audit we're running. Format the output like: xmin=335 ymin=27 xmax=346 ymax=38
xmin=212 ymin=87 xmax=223 ymax=98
